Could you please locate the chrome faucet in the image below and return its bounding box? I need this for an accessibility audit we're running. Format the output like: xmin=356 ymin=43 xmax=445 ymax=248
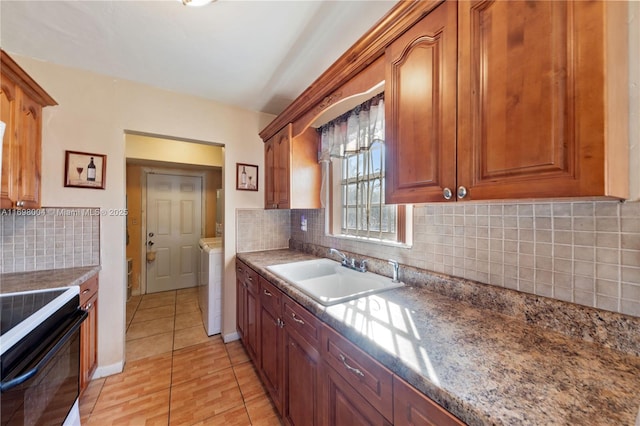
xmin=329 ymin=248 xmax=349 ymax=264
xmin=329 ymin=248 xmax=367 ymax=273
xmin=388 ymin=259 xmax=400 ymax=283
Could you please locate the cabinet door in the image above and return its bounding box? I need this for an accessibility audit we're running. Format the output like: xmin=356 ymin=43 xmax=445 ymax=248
xmin=323 ymin=364 xmax=391 ymax=426
xmin=393 ymin=376 xmax=464 ymax=426
xmin=245 ymin=270 xmax=260 ymax=363
xmin=259 ymin=278 xmax=284 ymax=413
xmin=457 ymin=0 xmax=620 ymax=200
xmin=80 ymin=293 xmax=98 ymax=394
xmin=385 ymin=0 xmax=457 ymax=204
xmin=275 ymin=128 xmax=291 ymax=209
xmin=235 ymin=262 xmax=247 ymax=340
xmin=0 ymin=77 xmax=17 ymax=209
xmin=283 ymin=328 xmax=321 ymax=426
xmin=265 ymin=138 xmax=277 ymax=209
xmin=15 ymin=93 xmax=42 ymax=208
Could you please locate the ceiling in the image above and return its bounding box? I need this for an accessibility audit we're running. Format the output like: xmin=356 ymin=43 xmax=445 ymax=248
xmin=0 ymin=0 xmax=398 ymax=116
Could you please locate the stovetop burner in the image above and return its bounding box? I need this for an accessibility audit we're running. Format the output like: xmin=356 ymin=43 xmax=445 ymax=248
xmin=1 ymin=289 xmax=67 ymax=336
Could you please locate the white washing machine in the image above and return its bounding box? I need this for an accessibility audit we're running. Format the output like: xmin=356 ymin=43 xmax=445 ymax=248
xmin=198 ymin=237 xmax=223 ymax=335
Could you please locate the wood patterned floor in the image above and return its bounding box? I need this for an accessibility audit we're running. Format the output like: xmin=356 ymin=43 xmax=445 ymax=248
xmin=79 ymin=287 xmax=282 ymax=425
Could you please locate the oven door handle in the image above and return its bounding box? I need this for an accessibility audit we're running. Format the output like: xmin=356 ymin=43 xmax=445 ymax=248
xmin=0 ymin=309 xmax=88 ymax=392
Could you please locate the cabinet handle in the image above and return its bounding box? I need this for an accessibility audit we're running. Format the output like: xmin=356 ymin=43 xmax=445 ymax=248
xmin=457 ymin=186 xmax=468 ymax=199
xmin=237 ymin=267 xmax=243 ymax=273
xmin=291 ymin=312 xmax=305 ymax=325
xmin=82 ymin=289 xmax=91 ymax=295
xmin=277 ymin=318 xmax=285 ymax=328
xmin=84 ymin=302 xmax=93 ymax=311
xmin=16 ymin=200 xmax=25 ymax=207
xmin=248 ymin=276 xmax=253 ymax=282
xmin=442 ymin=188 xmax=452 ymax=200
xmin=338 ymin=353 xmax=365 ymax=378
xmin=263 ymin=289 xmax=273 ymax=297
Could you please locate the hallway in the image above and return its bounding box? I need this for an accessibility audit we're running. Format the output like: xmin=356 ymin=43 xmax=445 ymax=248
xmin=79 ymin=288 xmax=281 ymax=425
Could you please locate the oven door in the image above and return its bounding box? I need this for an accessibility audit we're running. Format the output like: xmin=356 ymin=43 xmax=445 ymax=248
xmin=1 ymin=309 xmax=87 ymax=426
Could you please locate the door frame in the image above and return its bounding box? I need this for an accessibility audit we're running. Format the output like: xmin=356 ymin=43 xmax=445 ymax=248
xmin=140 ymin=167 xmax=207 ymax=295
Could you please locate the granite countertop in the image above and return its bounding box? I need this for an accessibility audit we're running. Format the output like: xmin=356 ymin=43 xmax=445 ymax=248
xmin=237 ymin=249 xmax=640 ymax=426
xmin=0 ymin=266 xmax=100 ymax=294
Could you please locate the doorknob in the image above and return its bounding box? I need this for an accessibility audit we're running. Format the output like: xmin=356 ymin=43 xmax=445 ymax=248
xmin=148 ymin=232 xmax=154 ymax=237
xmin=148 ymin=241 xmax=154 ymax=246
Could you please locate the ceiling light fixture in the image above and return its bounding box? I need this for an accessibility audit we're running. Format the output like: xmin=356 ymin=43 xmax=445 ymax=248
xmin=180 ymin=0 xmax=216 ymax=7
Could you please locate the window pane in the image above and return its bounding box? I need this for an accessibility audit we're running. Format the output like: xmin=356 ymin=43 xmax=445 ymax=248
xmin=347 ymin=183 xmax=357 ymax=205
xmin=346 ymin=207 xmax=356 ymax=229
xmin=371 ymin=179 xmax=381 ymax=203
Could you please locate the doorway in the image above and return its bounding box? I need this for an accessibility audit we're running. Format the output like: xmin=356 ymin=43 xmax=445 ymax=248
xmin=146 ymin=173 xmax=202 ymax=293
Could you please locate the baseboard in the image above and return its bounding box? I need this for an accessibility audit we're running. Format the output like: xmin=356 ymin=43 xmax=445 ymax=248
xmin=223 ymin=331 xmax=240 ymax=343
xmin=92 ymin=361 xmax=124 ymax=380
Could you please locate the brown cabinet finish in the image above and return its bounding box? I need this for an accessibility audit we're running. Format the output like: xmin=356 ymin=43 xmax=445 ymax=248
xmin=79 ymin=275 xmax=99 ymax=394
xmin=258 ymin=277 xmax=284 ymax=413
xmin=393 ymin=376 xmax=464 ymax=426
xmin=385 ymin=1 xmax=628 ymax=204
xmin=0 ymin=50 xmax=56 ymax=209
xmin=385 ymin=0 xmax=458 ymax=204
xmin=236 ymin=259 xmax=259 ymax=362
xmin=457 ymin=0 xmax=628 ymax=200
xmin=264 ymin=123 xmax=321 ymax=210
xmin=321 ymin=325 xmax=393 ymax=421
xmin=283 ymin=302 xmax=322 ymax=426
xmin=323 ymin=364 xmax=392 ymax=426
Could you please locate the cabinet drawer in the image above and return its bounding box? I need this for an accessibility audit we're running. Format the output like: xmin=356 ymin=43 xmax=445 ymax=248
xmin=236 ymin=260 xmax=247 ymax=283
xmin=321 ymin=324 xmax=393 ymax=421
xmin=260 ymin=277 xmax=281 ymax=315
xmin=283 ymin=296 xmax=321 ymax=346
xmin=245 ymin=267 xmax=259 ymax=294
xmin=80 ymin=274 xmax=99 ymax=307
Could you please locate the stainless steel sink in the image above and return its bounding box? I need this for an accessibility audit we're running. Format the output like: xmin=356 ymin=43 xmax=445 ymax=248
xmin=267 ymin=258 xmax=404 ymax=306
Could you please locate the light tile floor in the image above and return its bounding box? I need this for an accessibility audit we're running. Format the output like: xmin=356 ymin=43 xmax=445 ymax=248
xmin=79 ymin=287 xmax=282 ymax=425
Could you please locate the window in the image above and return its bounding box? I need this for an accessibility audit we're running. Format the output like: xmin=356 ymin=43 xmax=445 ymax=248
xmin=319 ymin=92 xmax=409 ymax=245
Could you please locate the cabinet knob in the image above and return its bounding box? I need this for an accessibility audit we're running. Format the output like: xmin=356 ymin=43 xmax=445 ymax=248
xmin=457 ymin=186 xmax=468 ymax=199
xmin=16 ymin=200 xmax=25 ymax=207
xmin=442 ymin=188 xmax=453 ymax=200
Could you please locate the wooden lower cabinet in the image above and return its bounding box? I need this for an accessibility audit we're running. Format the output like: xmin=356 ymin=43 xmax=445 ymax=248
xmin=393 ymin=377 xmax=464 ymax=426
xmin=323 ymin=364 xmax=391 ymax=426
xmin=283 ymin=326 xmax=321 ymax=426
xmin=239 ymin=262 xmax=466 ymax=426
xmin=258 ymin=277 xmax=284 ymax=414
xmin=79 ymin=275 xmax=99 ymax=394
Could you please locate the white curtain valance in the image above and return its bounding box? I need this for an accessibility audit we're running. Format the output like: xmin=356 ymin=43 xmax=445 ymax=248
xmin=318 ymin=93 xmax=384 ymax=162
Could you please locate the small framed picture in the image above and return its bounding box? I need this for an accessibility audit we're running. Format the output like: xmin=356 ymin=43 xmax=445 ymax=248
xmin=64 ymin=150 xmax=106 ymax=189
xmin=236 ymin=163 xmax=258 ymax=191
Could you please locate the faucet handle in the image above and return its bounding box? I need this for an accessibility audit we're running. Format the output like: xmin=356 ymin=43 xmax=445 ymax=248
xmin=359 ymin=259 xmax=367 ymax=271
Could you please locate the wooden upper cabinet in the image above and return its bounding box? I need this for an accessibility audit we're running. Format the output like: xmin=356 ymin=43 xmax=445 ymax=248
xmin=264 ymin=123 xmax=321 ymax=210
xmin=385 ymin=0 xmax=628 ymax=204
xmin=385 ymin=0 xmax=458 ymax=204
xmin=456 ymin=0 xmax=628 ymax=201
xmin=1 ymin=50 xmax=57 ymax=209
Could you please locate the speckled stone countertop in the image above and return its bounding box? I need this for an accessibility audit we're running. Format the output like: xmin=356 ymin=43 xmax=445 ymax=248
xmin=0 ymin=266 xmax=100 ymax=294
xmin=237 ymin=249 xmax=640 ymax=426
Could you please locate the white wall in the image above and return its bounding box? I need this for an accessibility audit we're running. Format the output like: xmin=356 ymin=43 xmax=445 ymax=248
xmin=12 ymin=54 xmax=272 ymax=375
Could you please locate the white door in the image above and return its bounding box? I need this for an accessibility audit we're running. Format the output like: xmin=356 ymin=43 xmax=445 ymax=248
xmin=146 ymin=173 xmax=202 ymax=293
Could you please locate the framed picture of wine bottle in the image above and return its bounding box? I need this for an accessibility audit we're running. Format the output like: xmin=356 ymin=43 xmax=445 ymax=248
xmin=236 ymin=163 xmax=258 ymax=191
xmin=64 ymin=150 xmax=107 ymax=189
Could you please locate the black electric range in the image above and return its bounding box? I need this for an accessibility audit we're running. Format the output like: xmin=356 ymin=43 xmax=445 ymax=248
xmin=0 ymin=287 xmax=86 ymax=425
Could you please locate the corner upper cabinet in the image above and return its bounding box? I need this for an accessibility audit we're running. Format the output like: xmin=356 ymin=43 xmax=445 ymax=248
xmin=264 ymin=123 xmax=321 ymax=209
xmin=1 ymin=50 xmax=57 ymax=209
xmin=457 ymin=0 xmax=628 ymax=201
xmin=385 ymin=0 xmax=458 ymax=204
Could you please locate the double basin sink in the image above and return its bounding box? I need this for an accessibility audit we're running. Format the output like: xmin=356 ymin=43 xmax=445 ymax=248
xmin=267 ymin=258 xmax=404 ymax=306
